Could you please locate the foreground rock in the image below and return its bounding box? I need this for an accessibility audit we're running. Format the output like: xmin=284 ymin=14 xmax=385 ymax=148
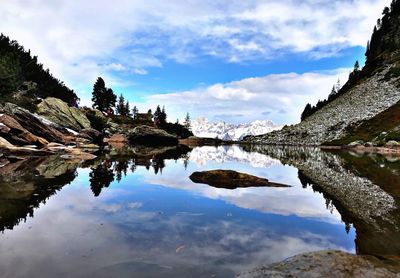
xmin=0 ymin=137 xmax=52 ymax=156
xmin=189 ymin=170 xmax=291 ymax=189
xmin=238 ymin=250 xmax=400 ymax=278
xmin=37 ymin=97 xmax=91 ymax=131
xmin=0 ymin=114 xmax=49 ymax=147
xmin=0 ymin=102 xmax=66 ymax=144
xmin=129 ymin=125 xmax=178 ymax=146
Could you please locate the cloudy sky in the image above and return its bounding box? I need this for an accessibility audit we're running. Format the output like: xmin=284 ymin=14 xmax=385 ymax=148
xmin=0 ymin=0 xmax=390 ymax=124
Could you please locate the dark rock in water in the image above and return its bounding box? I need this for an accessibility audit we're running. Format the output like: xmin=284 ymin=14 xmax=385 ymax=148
xmin=189 ymin=170 xmax=291 ymax=189
xmin=79 ymin=128 xmax=103 ymax=145
xmin=129 ymin=125 xmax=178 ymax=146
xmin=180 ymin=136 xmax=224 ymax=146
xmin=238 ymin=250 xmax=400 ymax=278
xmin=0 ymin=102 xmax=66 ymax=144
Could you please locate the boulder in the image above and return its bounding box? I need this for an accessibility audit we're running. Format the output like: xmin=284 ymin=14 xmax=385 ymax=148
xmin=189 ymin=170 xmax=292 ymax=189
xmin=0 ymin=136 xmax=51 ymax=156
xmin=0 ymin=102 xmax=66 ymax=144
xmin=105 ymin=134 xmax=128 ymax=149
xmin=348 ymin=140 xmax=364 ymax=147
xmin=79 ymin=128 xmax=103 ymax=145
xmin=238 ymin=250 xmax=400 ymax=278
xmin=37 ymin=97 xmax=91 ymax=131
xmin=0 ymin=114 xmax=49 ymax=147
xmin=385 ymin=140 xmax=400 ymax=147
xmin=61 ymin=148 xmax=97 ymax=161
xmin=128 ymin=125 xmax=178 ymax=146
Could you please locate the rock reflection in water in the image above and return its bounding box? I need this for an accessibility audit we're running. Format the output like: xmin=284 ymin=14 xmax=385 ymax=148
xmin=0 ymin=145 xmax=368 ymax=277
xmin=0 ymin=155 xmax=79 ymax=232
xmin=244 ymin=144 xmax=400 ymax=260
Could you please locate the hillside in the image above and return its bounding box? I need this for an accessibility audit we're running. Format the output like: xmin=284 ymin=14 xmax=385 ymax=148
xmin=0 ymin=34 xmax=77 ymax=110
xmin=245 ymin=2 xmax=400 ymax=146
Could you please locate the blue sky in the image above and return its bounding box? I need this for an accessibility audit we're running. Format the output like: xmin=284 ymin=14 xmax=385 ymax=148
xmin=0 ymin=0 xmax=390 ymax=124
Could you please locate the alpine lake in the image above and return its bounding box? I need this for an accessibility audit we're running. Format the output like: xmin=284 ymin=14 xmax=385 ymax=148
xmin=1 ymin=144 xmax=399 ymax=277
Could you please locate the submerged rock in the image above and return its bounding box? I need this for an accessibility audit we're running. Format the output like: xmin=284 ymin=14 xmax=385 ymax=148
xmin=37 ymin=97 xmax=91 ymax=131
xmin=128 ymin=125 xmax=178 ymax=146
xmin=238 ymin=250 xmax=400 ymax=278
xmin=189 ymin=170 xmax=291 ymax=189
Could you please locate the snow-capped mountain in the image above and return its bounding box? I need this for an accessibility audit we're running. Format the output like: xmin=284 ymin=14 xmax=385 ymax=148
xmin=191 ymin=117 xmax=282 ymax=141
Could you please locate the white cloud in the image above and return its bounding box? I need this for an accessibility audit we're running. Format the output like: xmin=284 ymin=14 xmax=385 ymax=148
xmin=0 ymin=0 xmax=391 ymax=122
xmin=132 ymin=68 xmax=148 ymax=75
xmin=0 ymin=1 xmax=390 ymax=73
xmin=142 ymin=68 xmax=351 ymax=124
xmin=105 ymin=63 xmax=126 ymax=72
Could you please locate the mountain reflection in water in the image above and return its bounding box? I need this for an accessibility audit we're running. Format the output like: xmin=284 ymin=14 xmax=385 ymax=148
xmin=0 ymin=145 xmax=397 ymax=277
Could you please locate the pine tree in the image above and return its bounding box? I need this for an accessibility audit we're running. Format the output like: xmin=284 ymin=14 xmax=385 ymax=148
xmin=354 ymin=60 xmax=360 ymax=72
xmin=329 ymin=86 xmax=337 ymax=98
xmin=335 ymin=79 xmax=341 ymax=92
xmin=301 ymin=103 xmax=312 ymax=121
xmin=92 ymin=77 xmax=116 ymax=113
xmin=183 ymin=112 xmax=191 ymax=129
xmin=159 ymin=106 xmax=167 ymax=125
xmin=125 ymin=100 xmax=131 ymax=117
xmin=92 ymin=77 xmax=106 ymax=111
xmin=116 ymin=94 xmax=125 ymax=115
xmin=153 ymin=105 xmax=162 ymax=126
xmin=106 ymin=88 xmax=116 ymax=110
xmin=132 ymin=106 xmax=138 ymax=119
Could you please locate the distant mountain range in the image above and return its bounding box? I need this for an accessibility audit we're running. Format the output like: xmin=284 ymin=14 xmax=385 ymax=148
xmin=192 ymin=117 xmax=282 ymax=141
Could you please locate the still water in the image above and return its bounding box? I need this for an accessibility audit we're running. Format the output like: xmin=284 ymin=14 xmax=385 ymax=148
xmin=1 ymin=145 xmax=398 ymax=277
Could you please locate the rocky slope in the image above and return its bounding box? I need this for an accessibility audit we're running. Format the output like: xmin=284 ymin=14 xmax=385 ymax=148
xmin=245 ymin=67 xmax=400 ymax=145
xmin=192 ymin=117 xmax=281 ymax=141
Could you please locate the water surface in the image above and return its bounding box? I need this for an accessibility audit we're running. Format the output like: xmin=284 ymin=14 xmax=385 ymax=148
xmin=2 ymin=145 xmax=396 ymax=277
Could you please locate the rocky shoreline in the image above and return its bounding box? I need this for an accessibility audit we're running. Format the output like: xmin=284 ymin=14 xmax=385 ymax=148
xmin=238 ymin=250 xmax=400 ymax=278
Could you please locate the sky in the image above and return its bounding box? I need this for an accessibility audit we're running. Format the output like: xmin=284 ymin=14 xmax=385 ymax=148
xmin=0 ymin=0 xmax=391 ymax=124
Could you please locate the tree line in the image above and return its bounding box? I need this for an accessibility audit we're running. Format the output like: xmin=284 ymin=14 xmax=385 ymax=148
xmin=91 ymin=76 xmax=192 ymax=137
xmin=0 ymin=33 xmax=77 ymax=105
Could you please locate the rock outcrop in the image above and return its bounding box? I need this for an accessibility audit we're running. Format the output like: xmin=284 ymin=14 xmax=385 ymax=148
xmin=0 ymin=102 xmax=66 ymax=144
xmin=245 ymin=68 xmax=400 ymax=145
xmin=238 ymin=250 xmax=400 ymax=278
xmin=0 ymin=136 xmax=52 ymax=156
xmin=189 ymin=170 xmax=291 ymax=189
xmin=128 ymin=125 xmax=178 ymax=146
xmin=37 ymin=97 xmax=91 ymax=131
xmin=0 ymin=114 xmax=49 ymax=147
